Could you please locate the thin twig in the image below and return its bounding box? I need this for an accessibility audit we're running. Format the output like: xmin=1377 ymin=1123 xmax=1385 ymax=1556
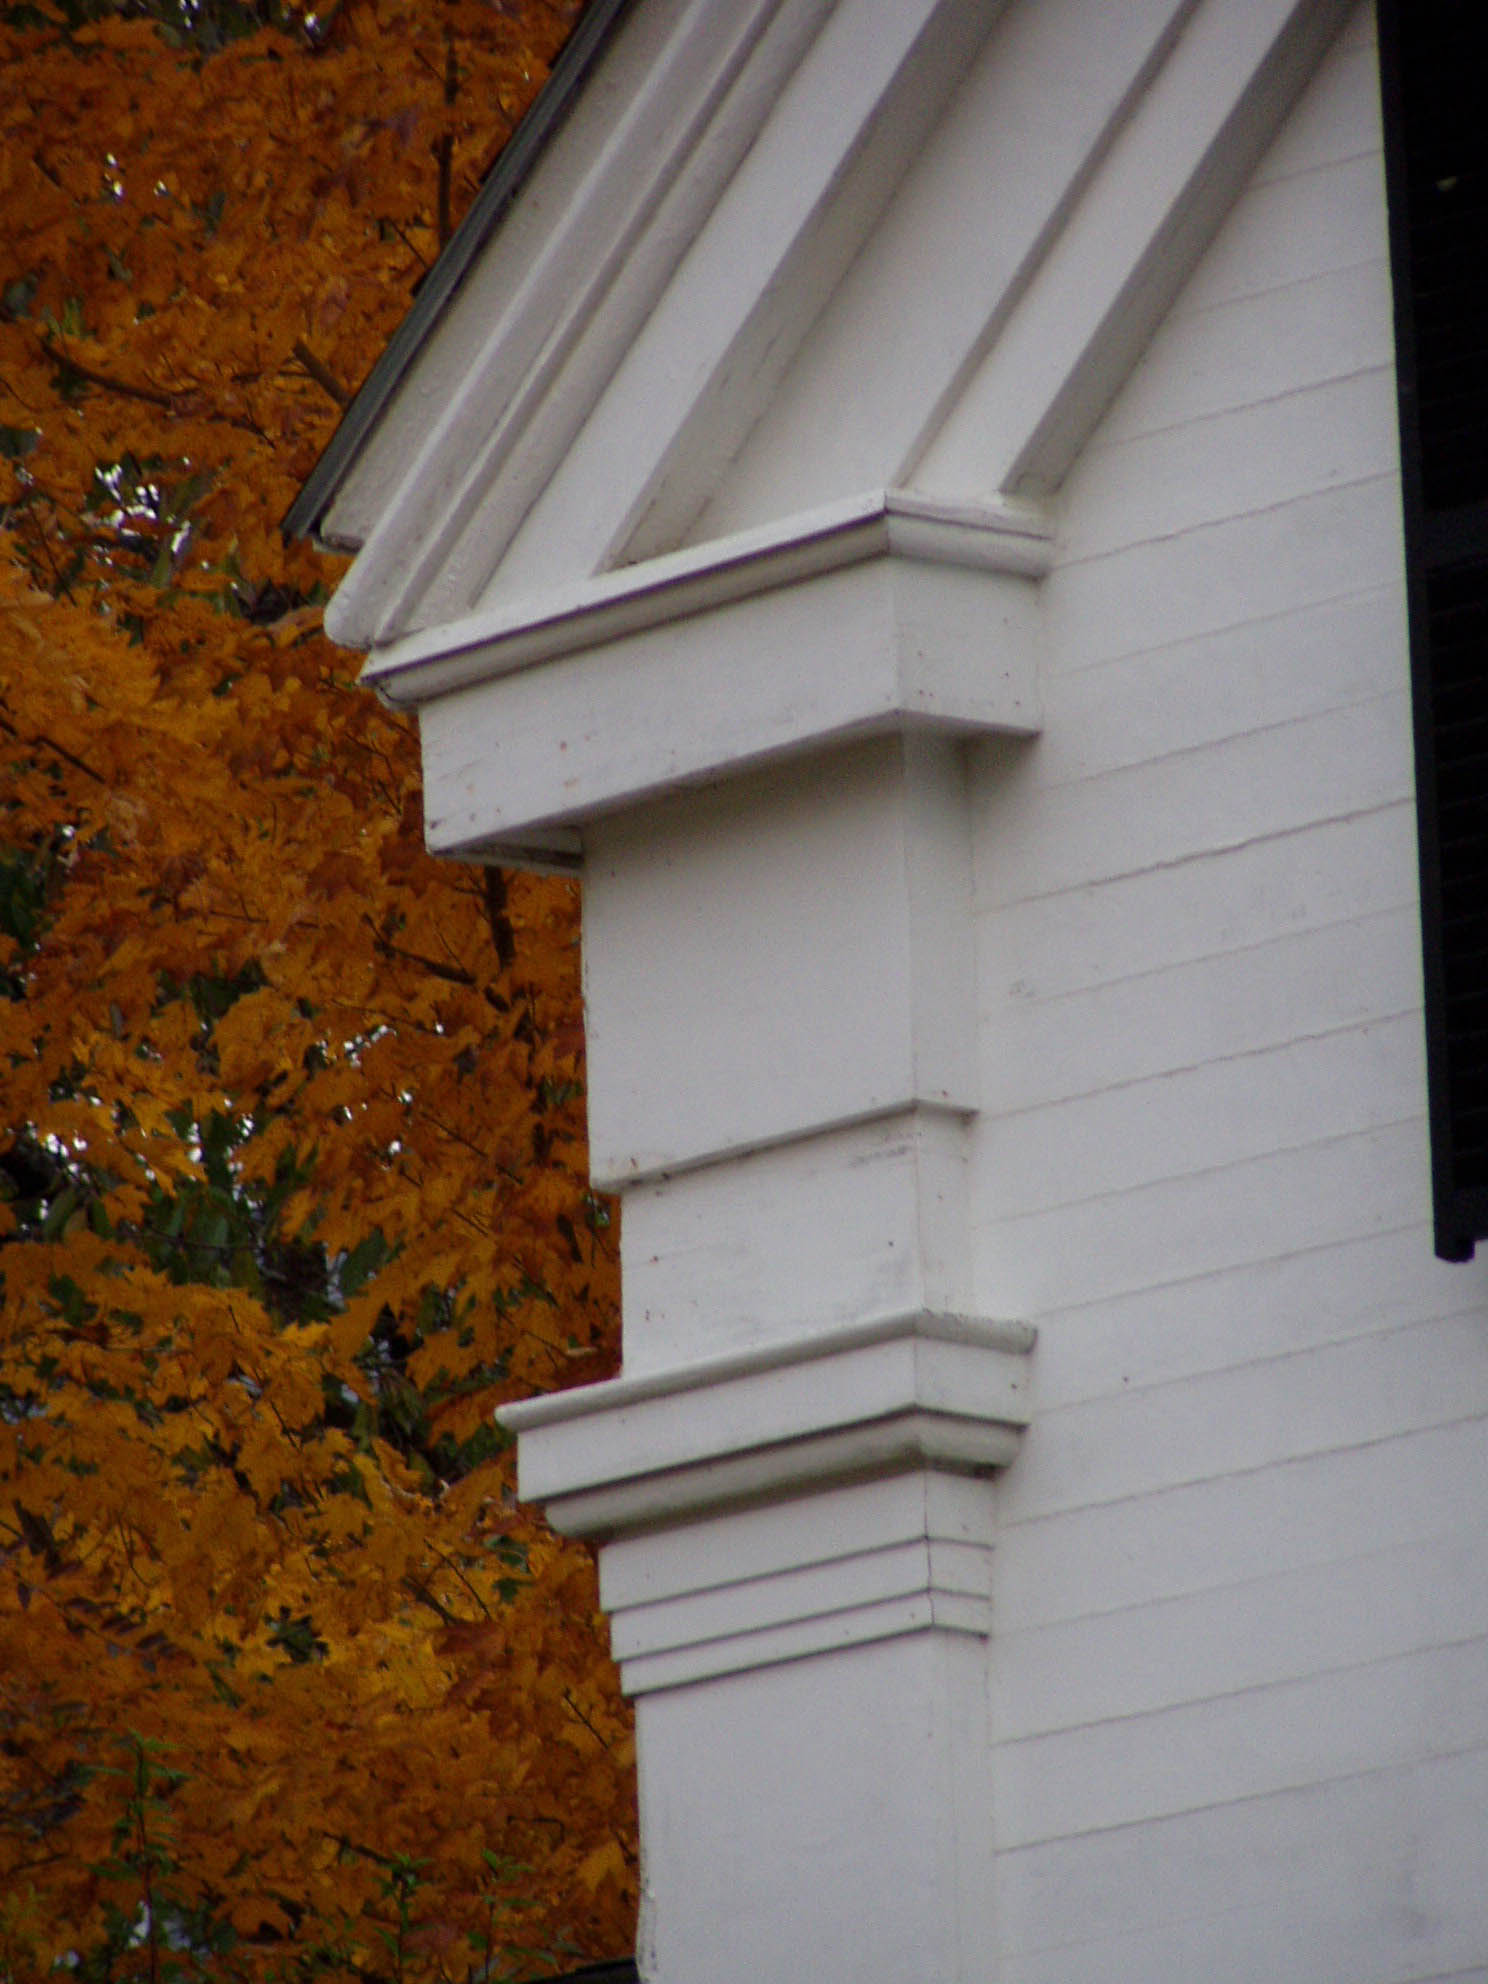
xmin=50 ymin=348 xmax=173 ymax=410
xmin=0 ymin=703 xmax=106 ymax=784
xmin=290 ymin=338 xmax=351 ymax=409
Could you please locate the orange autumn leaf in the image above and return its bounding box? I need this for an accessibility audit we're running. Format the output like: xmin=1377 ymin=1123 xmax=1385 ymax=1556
xmin=0 ymin=2 xmax=634 ymax=1977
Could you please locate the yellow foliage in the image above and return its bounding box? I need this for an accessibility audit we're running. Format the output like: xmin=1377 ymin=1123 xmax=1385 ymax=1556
xmin=0 ymin=0 xmax=635 ymax=1974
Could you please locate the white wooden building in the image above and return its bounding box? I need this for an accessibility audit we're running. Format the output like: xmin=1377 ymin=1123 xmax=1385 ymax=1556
xmin=289 ymin=1 xmax=1488 ymax=1977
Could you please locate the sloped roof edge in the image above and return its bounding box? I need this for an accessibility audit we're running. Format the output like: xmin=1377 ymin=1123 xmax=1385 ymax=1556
xmin=282 ymin=0 xmax=636 ymax=548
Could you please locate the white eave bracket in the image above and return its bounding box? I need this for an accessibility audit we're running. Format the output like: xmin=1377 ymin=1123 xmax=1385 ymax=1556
xmin=358 ymin=489 xmax=1051 ymax=866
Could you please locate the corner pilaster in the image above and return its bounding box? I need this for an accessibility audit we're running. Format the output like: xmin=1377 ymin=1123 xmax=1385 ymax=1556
xmin=372 ymin=490 xmax=1047 ymax=1982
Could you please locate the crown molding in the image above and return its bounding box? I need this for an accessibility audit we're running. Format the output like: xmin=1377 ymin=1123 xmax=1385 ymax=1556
xmin=499 ymin=1309 xmax=1035 ymax=1541
xmin=357 ymin=491 xmax=1047 ymax=865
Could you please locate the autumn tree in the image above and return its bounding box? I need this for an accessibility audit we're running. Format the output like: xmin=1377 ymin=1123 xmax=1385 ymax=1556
xmin=0 ymin=2 xmax=636 ymax=1975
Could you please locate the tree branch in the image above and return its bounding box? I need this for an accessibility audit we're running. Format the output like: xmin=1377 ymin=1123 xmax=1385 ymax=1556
xmin=50 ymin=347 xmax=173 ymax=411
xmin=0 ymin=700 xmax=106 ymax=783
xmin=290 ymin=339 xmax=350 ymax=409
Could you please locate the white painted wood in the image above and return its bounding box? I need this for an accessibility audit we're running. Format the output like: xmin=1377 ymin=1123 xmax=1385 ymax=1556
xmin=975 ymin=692 xmax=1412 ymax=908
xmin=362 ymin=488 xmax=1051 ymax=705
xmin=581 ymin=736 xmax=979 ymax=1184
xmin=981 ymin=906 xmax=1422 ymax=1120
xmin=995 ymin=1412 xmax=1488 ymax=1634
xmin=1027 ymin=581 xmax=1406 ymax=785
xmin=619 ymin=1107 xmax=974 ymax=1375
xmin=911 ymin=0 xmax=1355 ymax=496
xmin=600 ymin=1470 xmax=994 ymax=1613
xmin=1092 ymin=256 xmax=1394 ymax=447
xmin=1003 ymin=1223 xmax=1474 ymax=1414
xmin=642 ymin=0 xmax=1201 ymax=549
xmin=1181 ymin=142 xmax=1390 ymax=312
xmin=634 ymin=1632 xmax=996 ymax=1984
xmin=1039 ymin=471 xmax=1406 ymax=674
xmin=1008 ymin=1309 xmax=1488 ymax=1523
xmin=381 ymin=496 xmax=1044 ymax=864
xmin=323 ymin=0 xmax=840 ymax=640
xmin=1053 ymin=365 xmax=1397 ymax=563
xmin=487 ymin=0 xmax=1002 ymax=601
xmin=996 ymin=1635 xmax=1488 ymax=1849
xmin=499 ymin=1309 xmax=1032 ymax=1539
xmin=961 ymin=22 xmax=1488 ymax=1978
xmin=995 ymin=1522 xmax=1488 ymax=1741
xmin=995 ymin=1747 xmax=1488 ymax=1984
xmin=975 ymin=800 xmax=1419 ymax=1006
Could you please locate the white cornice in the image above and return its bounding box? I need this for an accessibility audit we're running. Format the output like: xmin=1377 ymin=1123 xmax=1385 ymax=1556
xmin=370 ymin=491 xmax=1047 ymax=863
xmin=499 ymin=1309 xmax=1035 ymax=1539
xmin=323 ymin=0 xmax=992 ymax=646
xmin=911 ymin=0 xmax=1357 ymax=498
xmin=315 ymin=0 xmax=1354 ymax=654
xmin=358 ymin=489 xmax=1051 ymax=709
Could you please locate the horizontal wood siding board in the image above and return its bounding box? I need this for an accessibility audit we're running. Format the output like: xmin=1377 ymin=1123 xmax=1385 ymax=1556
xmin=996 ymin=1414 xmax=1488 ymax=1634
xmin=1010 ymin=1223 xmax=1475 ymax=1415
xmin=994 ymin=1635 xmax=1488 ymax=1850
xmin=995 ymin=1747 xmax=1488 ymax=1979
xmin=1003 ymin=1308 xmax=1488 ymax=1523
xmin=994 ymin=1525 xmax=1488 ymax=1740
xmin=977 ymin=801 xmax=1419 ymax=1002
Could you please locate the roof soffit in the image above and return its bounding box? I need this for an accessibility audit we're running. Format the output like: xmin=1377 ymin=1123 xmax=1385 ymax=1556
xmin=323 ymin=0 xmax=1358 ymax=654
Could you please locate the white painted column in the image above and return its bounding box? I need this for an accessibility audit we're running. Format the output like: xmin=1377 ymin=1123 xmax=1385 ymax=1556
xmin=367 ymin=491 xmax=1048 ymax=1983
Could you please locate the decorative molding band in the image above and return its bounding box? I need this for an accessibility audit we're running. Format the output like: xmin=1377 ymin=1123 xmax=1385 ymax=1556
xmin=373 ymin=491 xmax=1047 ymax=863
xmin=498 ymin=1310 xmax=1034 ymax=1541
xmin=599 ymin=1462 xmax=1002 ymax=1694
xmin=613 ymin=1548 xmax=992 ymax=1695
xmin=361 ymin=488 xmax=1052 ymax=707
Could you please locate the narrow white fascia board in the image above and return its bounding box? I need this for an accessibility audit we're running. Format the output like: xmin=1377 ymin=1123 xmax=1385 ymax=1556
xmin=361 ymin=488 xmax=1052 ymax=710
xmin=323 ymin=0 xmax=835 ymax=644
xmin=498 ymin=1309 xmax=1035 ymax=1538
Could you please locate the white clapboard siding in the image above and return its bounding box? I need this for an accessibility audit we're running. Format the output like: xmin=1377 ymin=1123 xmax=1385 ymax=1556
xmin=981 ymin=904 xmax=1423 ymax=1117
xmin=996 ymin=1636 xmax=1488 ymax=1847
xmin=1027 ymin=583 xmax=1406 ymax=787
xmin=1057 ymin=367 xmax=1398 ymax=565
xmin=978 ymin=799 xmax=1420 ymax=1001
xmin=980 ymin=1010 xmax=1425 ymax=1220
xmin=1038 ymin=473 xmax=1405 ymax=679
xmin=971 ymin=13 xmax=1488 ymax=1978
xmin=995 ymin=1524 xmax=1488 ymax=1738
xmin=1007 ymin=1309 xmax=1488 ymax=1520
xmin=1021 ymin=1221 xmax=1477 ymax=1409
xmin=996 ymin=1747 xmax=1488 ymax=1983
xmin=975 ymin=691 xmax=1414 ymax=905
xmin=1093 ymin=256 xmax=1394 ymax=449
xmin=997 ymin=1413 xmax=1488 ymax=1631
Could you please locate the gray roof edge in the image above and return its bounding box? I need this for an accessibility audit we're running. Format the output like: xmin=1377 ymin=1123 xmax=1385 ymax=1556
xmin=283 ymin=0 xmax=638 ymax=548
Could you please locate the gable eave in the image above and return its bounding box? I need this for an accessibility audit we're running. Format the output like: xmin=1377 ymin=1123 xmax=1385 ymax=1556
xmin=305 ymin=0 xmax=1361 ymax=658
xmin=281 ymin=0 xmax=637 ymax=552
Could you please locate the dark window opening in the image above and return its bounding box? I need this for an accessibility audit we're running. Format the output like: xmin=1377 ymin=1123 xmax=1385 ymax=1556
xmin=1379 ymin=0 xmax=1488 ymax=1259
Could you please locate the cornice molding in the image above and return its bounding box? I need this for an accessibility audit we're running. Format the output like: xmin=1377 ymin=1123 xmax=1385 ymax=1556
xmin=358 ymin=489 xmax=1051 ymax=708
xmin=361 ymin=491 xmax=1048 ymax=865
xmin=499 ymin=1309 xmax=1035 ymax=1541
